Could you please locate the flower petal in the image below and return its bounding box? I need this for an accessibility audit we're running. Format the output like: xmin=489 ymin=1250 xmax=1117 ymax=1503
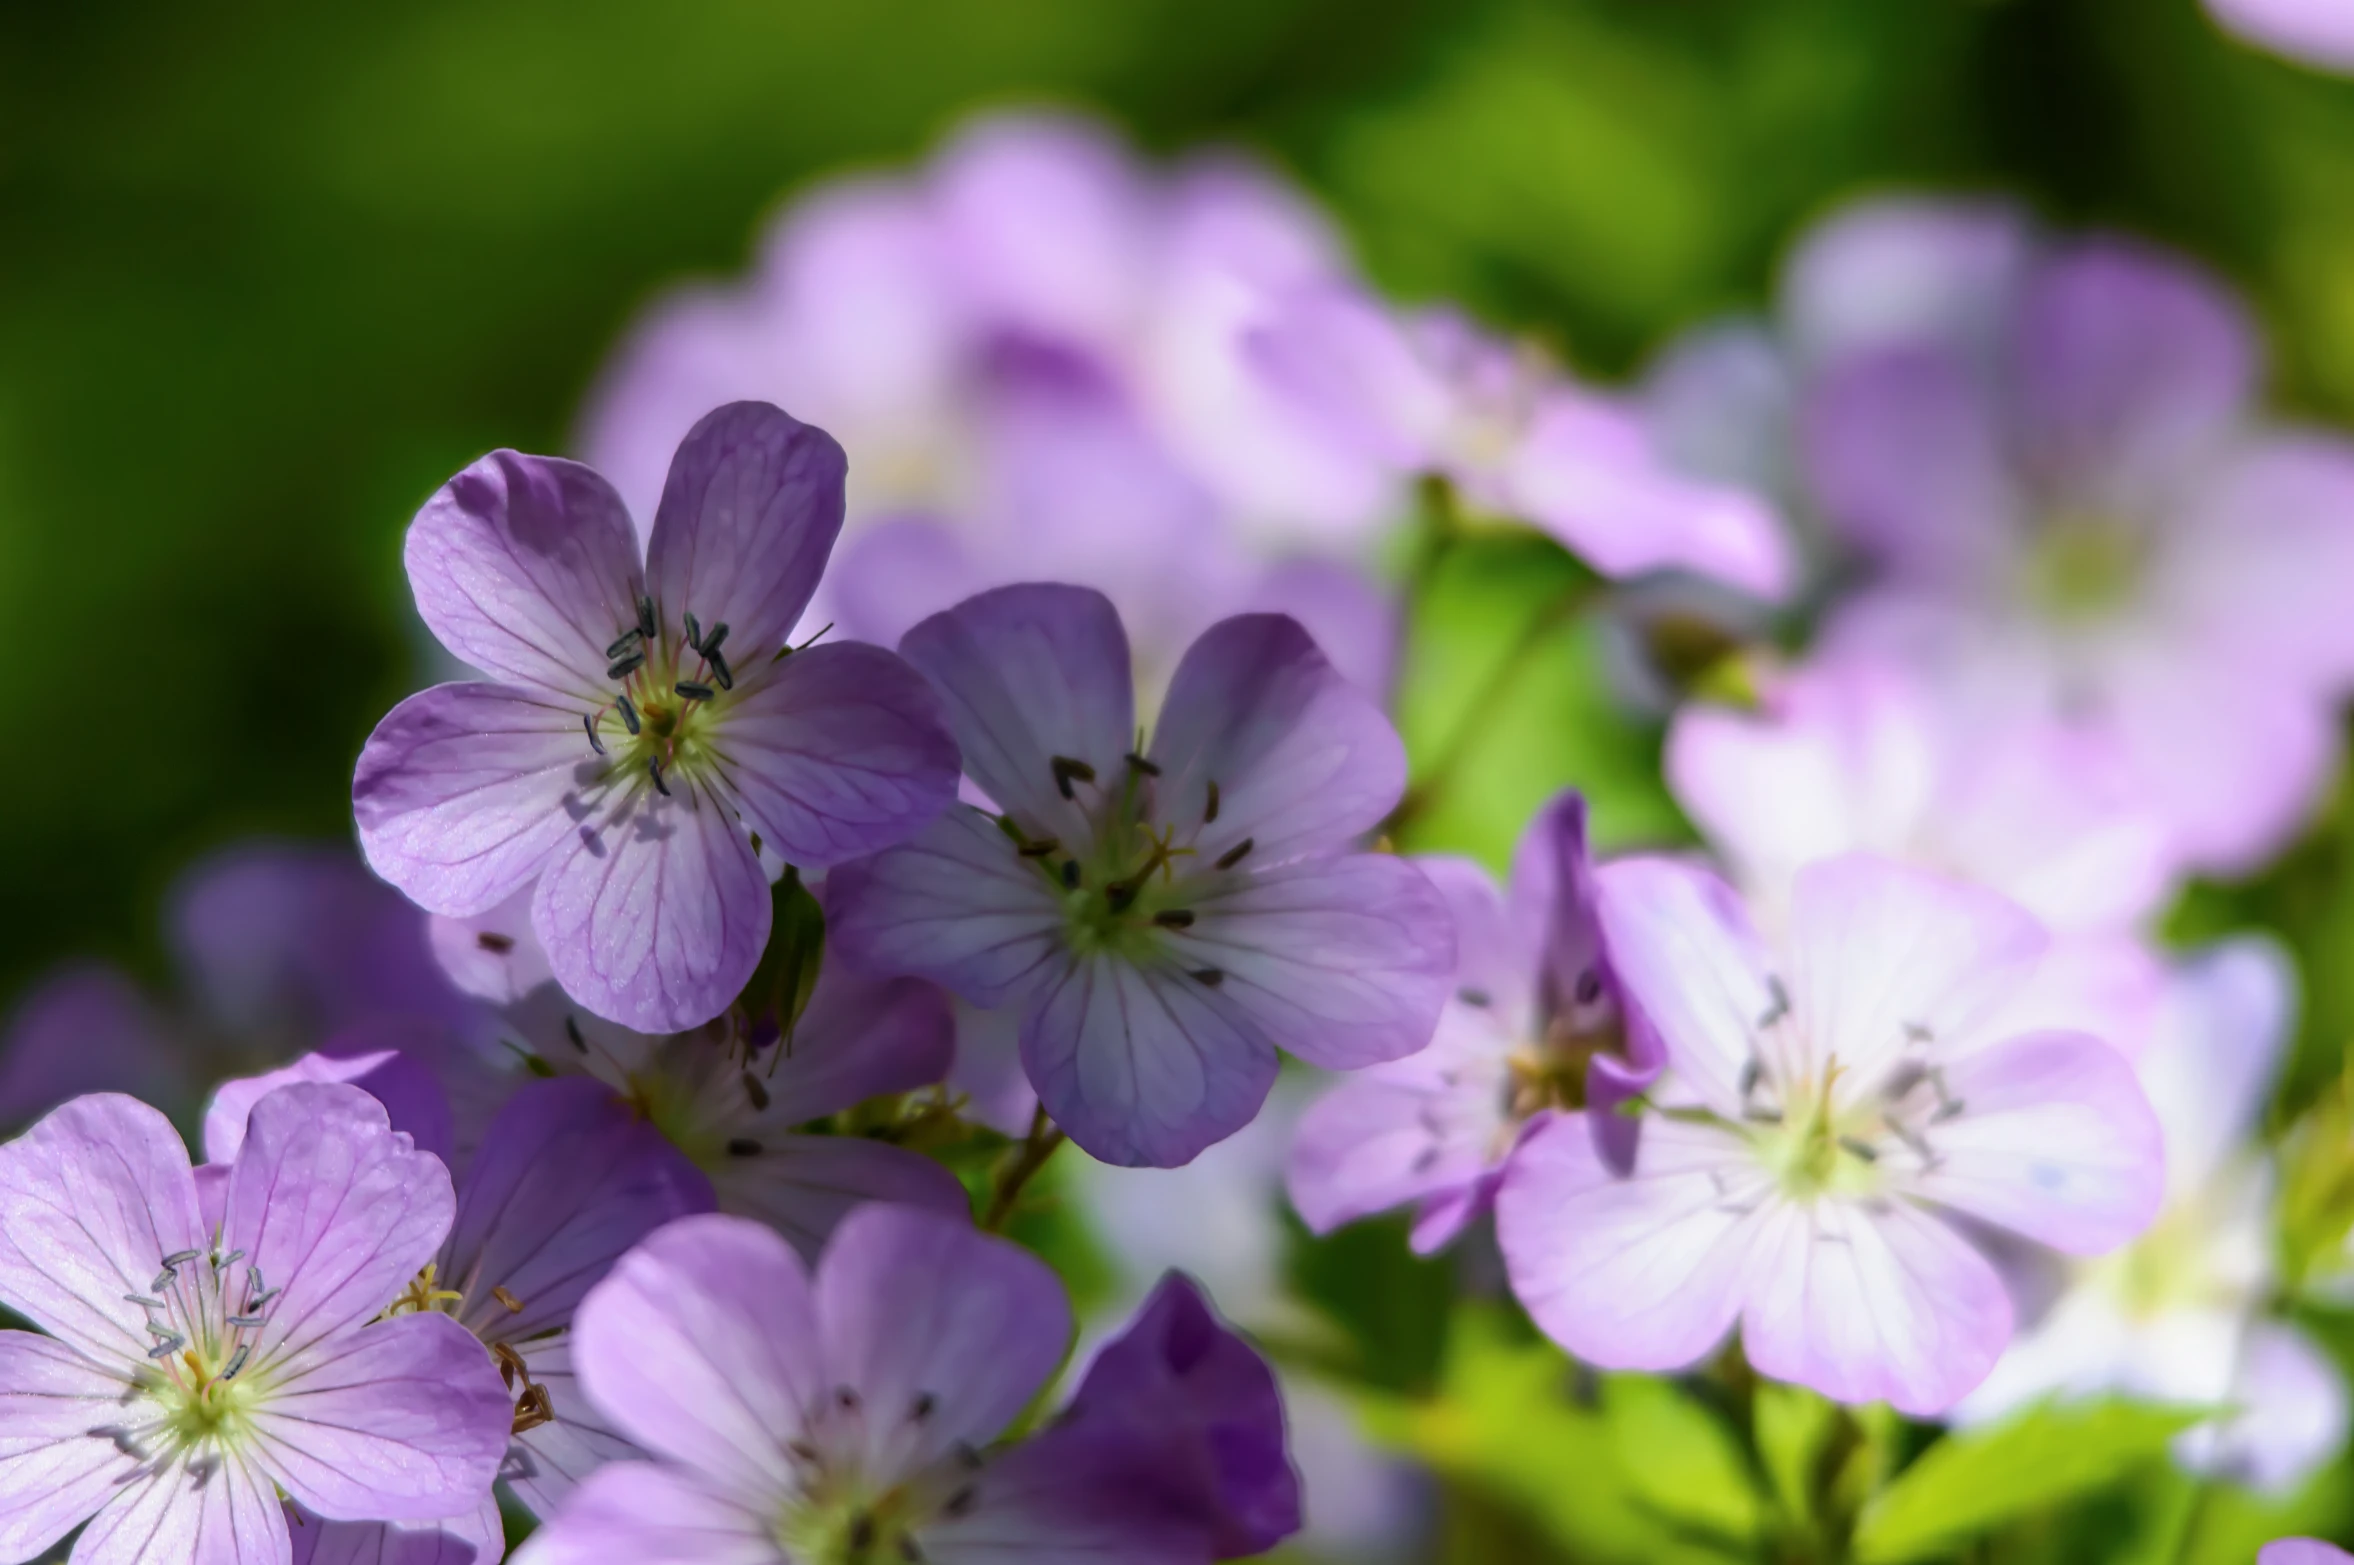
xmin=253 ymin=1312 xmax=512 ymax=1523
xmin=2135 ymin=937 xmax=2295 ymax=1196
xmin=203 ymin=1048 xmax=455 ymax=1169
xmin=506 ymin=1461 xmax=779 ymax=1565
xmin=428 ymin=885 xmax=554 ymax=1005
xmin=355 ymin=682 xmax=607 ymax=919
xmin=817 ymin=1203 xmax=1070 ymax=1477
xmin=1496 ymin=1111 xmax=1761 ymax=1374
xmin=1147 ymin=613 xmax=1406 ymax=865
xmin=572 ymin=1213 xmax=822 ymax=1510
xmin=760 ymin=968 xmax=955 ymax=1124
xmin=709 ymin=1134 xmax=968 ymax=1262
xmin=1592 ymin=857 xmax=1778 ymax=1119
xmin=441 ymin=1076 xmax=714 ymax=1342
xmin=915 ymin=1427 xmax=1214 ymax=1565
xmin=825 ymin=806 xmax=1067 ymax=1008
xmin=1906 ymin=1030 xmax=2165 ymax=1255
xmin=74 ymin=1444 xmax=288 ymax=1565
xmin=645 ymin=401 xmax=846 ymax=669
xmin=224 ymin=1082 xmax=455 ymax=1358
xmin=0 ymin=1092 xmax=204 ymax=1365
xmin=2262 ymin=1544 xmax=2354 ymax=1565
xmin=287 ymin=1494 xmax=505 ymax=1565
xmin=532 ymin=778 xmax=770 ymax=1034
xmin=0 ymin=1332 xmax=142 ymax=1560
xmin=503 ymin=1334 xmax=639 ymax=1520
xmin=1169 ymin=854 xmax=1455 ymax=1072
xmin=714 ymin=640 xmax=959 ymax=868
xmin=405 ymin=449 xmax=646 ymax=703
xmin=0 ymin=965 xmax=187 ymax=1129
xmin=2178 ymin=1321 xmax=2350 ymax=1497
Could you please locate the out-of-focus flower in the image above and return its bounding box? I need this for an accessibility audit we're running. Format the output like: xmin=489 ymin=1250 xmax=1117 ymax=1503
xmin=1955 ymin=939 xmax=2348 ymax=1493
xmin=828 ymin=584 xmax=1455 ymax=1167
xmin=1498 ymin=855 xmax=2165 ymax=1416
xmin=0 ymin=1085 xmax=512 ymax=1562
xmin=2265 ymin=1541 xmax=2354 ymax=1565
xmin=354 ymin=401 xmax=960 ymax=1035
xmin=1668 ymin=656 xmax=2175 ymax=1051
xmin=513 ymin=1205 xmax=1297 ymax=1564
xmin=1288 ymin=790 xmax=1662 ymax=1251
xmin=2210 ymin=0 xmax=2354 ymax=70
xmin=579 ymin=111 xmax=1400 ymax=696
xmin=1250 ymin=293 xmax=1793 ymax=600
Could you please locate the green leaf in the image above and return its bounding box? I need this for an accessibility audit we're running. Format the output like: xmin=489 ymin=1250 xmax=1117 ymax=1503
xmin=1754 ymin=1380 xmax=1840 ymax=1525
xmin=1853 ymin=1401 xmax=2208 ymax=1564
xmin=739 ymin=868 xmax=827 ymax=1046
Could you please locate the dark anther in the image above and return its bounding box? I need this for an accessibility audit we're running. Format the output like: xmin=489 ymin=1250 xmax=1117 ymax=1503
xmin=741 ymin=1072 xmax=770 ymax=1112
xmin=1152 ymin=909 xmax=1195 ymax=929
xmin=944 ymin=1487 xmax=976 ymax=1519
xmin=955 ymin=1442 xmax=983 ymax=1471
xmin=788 ymin=1439 xmax=821 ymax=1464
xmin=1104 ymin=880 xmax=1140 ymax=915
xmin=1189 ymin=968 xmax=1225 ymax=986
xmin=1050 ymin=755 xmax=1097 ymax=799
xmin=636 ymin=595 xmax=657 ymax=642
xmin=582 ymin=713 xmax=606 ymax=755
xmin=1017 ymin=838 xmax=1061 ymax=858
xmin=1204 ymin=779 xmax=1221 ymax=824
xmin=1411 ymin=1145 xmax=1441 ymax=1175
xmin=707 ymin=648 xmax=734 ymax=690
xmin=1457 ymin=987 xmax=1491 ymax=1008
xmin=900 ymin=1540 xmax=926 ymax=1563
xmin=675 ymin=681 xmax=716 ymax=701
xmin=684 ymin=612 xmax=704 ymax=651
xmin=1573 ymin=967 xmax=1604 ymax=1006
xmin=476 ymin=931 xmax=515 ymax=954
xmin=617 ymin=693 xmax=641 ymax=735
xmin=1214 ymin=837 xmax=1255 ymax=870
xmin=607 ymin=652 xmax=646 ymax=681
xmin=649 ymin=757 xmax=672 ymax=797
xmin=726 ymin=1138 xmax=763 ymax=1158
xmin=1125 ymin=752 xmax=1161 ymax=776
xmin=1839 ymin=1136 xmax=1880 ymax=1164
xmin=701 ymin=621 xmax=729 ymax=655
xmin=605 ymin=629 xmax=643 ymax=659
xmin=848 ymin=1514 xmax=877 ymax=1553
xmin=836 ymin=1386 xmax=862 ymax=1410
xmin=1060 ymin=860 xmax=1081 ymax=890
xmin=563 ymin=1015 xmax=588 ymax=1053
xmin=910 ymin=1391 xmax=936 ymax=1422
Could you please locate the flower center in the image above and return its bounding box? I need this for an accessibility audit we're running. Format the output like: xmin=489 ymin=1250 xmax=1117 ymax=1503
xmin=773 ymin=1387 xmax=981 ymax=1565
xmin=1727 ymin=1003 xmax=1968 ymax=1205
xmin=2025 ymin=509 xmax=2145 ymax=622
xmin=129 ymin=1244 xmax=281 ymax=1449
xmin=580 ymin=597 xmax=738 ymax=799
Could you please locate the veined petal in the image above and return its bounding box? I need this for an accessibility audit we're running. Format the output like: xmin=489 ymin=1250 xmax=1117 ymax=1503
xmin=1592 ymin=857 xmax=1778 ymax=1119
xmin=428 ymin=885 xmax=554 ymax=1006
xmin=287 ymin=1494 xmax=506 ymax=1565
xmin=532 ymin=778 xmax=770 ymax=1034
xmin=405 ymin=449 xmax=646 ymax=703
xmin=1417 ymin=855 xmax=1529 ymax=1018
xmin=203 ymin=1049 xmax=455 ymax=1169
xmin=572 ymin=1214 xmax=822 ymax=1510
xmin=816 ymin=1204 xmax=1070 ymax=1478
xmin=224 ymin=1083 xmax=454 ymax=1359
xmin=0 ymin=1092 xmax=204 ymax=1365
xmin=354 ymin=683 xmax=605 ymax=919
xmin=709 ymin=1134 xmax=969 ymax=1263
xmin=897 ymin=584 xmax=1135 ymax=839
xmin=714 ymin=640 xmax=959 ymax=868
xmin=503 ymin=1334 xmax=639 ymax=1520
xmin=74 ymin=1443 xmax=288 ymax=1565
xmin=759 ymin=968 xmax=955 ymax=1124
xmin=1147 ymin=613 xmax=1405 ymax=865
xmin=1906 ymin=1030 xmax=2165 ymax=1255
xmin=507 ymin=1461 xmax=779 ymax=1565
xmin=644 ymin=401 xmax=846 ymax=667
xmin=825 ymin=807 xmax=1067 ymax=1008
xmin=1169 ymin=854 xmax=1454 ymax=1071
xmin=251 ymin=1313 xmax=511 ymax=1523
xmin=0 ymin=1333 xmax=142 ymax=1561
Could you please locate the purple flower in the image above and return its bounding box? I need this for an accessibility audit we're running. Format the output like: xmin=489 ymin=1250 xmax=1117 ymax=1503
xmin=827 ymin=584 xmax=1456 ymax=1167
xmin=354 ymin=400 xmax=962 ymax=1035
xmin=2265 ymin=1543 xmax=2354 ymax=1565
xmin=2209 ymin=0 xmax=2354 ymax=69
xmin=1288 ymin=791 xmax=1663 ymax=1252
xmin=1497 ymin=854 xmax=2165 ymax=1416
xmin=513 ymin=1206 xmax=1288 ymax=1564
xmin=0 ymin=1084 xmax=512 ymax=1562
xmin=1249 ymin=291 xmax=1792 ymax=599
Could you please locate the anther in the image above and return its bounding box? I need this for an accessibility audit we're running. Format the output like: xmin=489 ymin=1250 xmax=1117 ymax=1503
xmin=674 ymin=681 xmax=715 ymax=701
xmin=475 ymin=930 xmax=515 ymax=956
xmin=707 ymin=648 xmax=734 ymax=690
xmin=607 ymin=652 xmax=646 ymax=681
xmin=582 ymin=713 xmax=606 ymax=755
xmin=1574 ymin=968 xmax=1604 ymax=1006
xmin=1152 ymin=909 xmax=1195 ymax=929
xmin=944 ymin=1487 xmax=976 ymax=1518
xmin=564 ymin=1015 xmax=588 ymax=1053
xmin=226 ymin=1314 xmax=268 ymax=1329
xmin=1458 ymin=987 xmax=1491 ymax=1008
xmin=493 ymin=1286 xmax=525 ymax=1314
xmin=835 ymin=1386 xmax=862 ymax=1410
xmin=1189 ymin=968 xmax=1225 ymax=986
xmin=727 ymin=1138 xmax=762 ymax=1157
xmin=1838 ymin=1137 xmax=1880 ymax=1164
xmin=910 ymin=1391 xmax=936 ymax=1422
xmin=1017 ymin=838 xmax=1061 ymax=858
xmin=741 ymin=1072 xmax=770 ymax=1112
xmin=147 ymin=1337 xmax=185 ymax=1359
xmin=649 ymin=757 xmax=671 ymax=797
xmin=1758 ymin=977 xmax=1791 ymax=1029
xmin=222 ymin=1344 xmax=251 ymax=1380
xmin=684 ymin=612 xmax=703 ymax=651
xmin=1050 ymin=755 xmax=1096 ymax=799
xmin=246 ymin=1288 xmax=280 ymax=1310
xmin=1060 ymin=861 xmax=1081 ymax=890
xmin=617 ymin=693 xmax=641 ymax=735
xmin=605 ymin=629 xmax=643 ymax=660
xmin=1204 ymin=779 xmax=1221 ymax=824
xmin=152 ymin=1270 xmax=178 ymax=1293
xmin=636 ymin=595 xmax=657 ymax=642
xmin=900 ymin=1541 xmax=926 ymax=1563
xmin=1214 ymin=838 xmax=1255 ymax=870
xmin=1738 ymin=1059 xmax=1760 ymax=1098
xmin=162 ymin=1251 xmax=202 ymax=1268
xmin=849 ymin=1514 xmax=877 ymax=1553
xmin=123 ymin=1293 xmax=165 ymax=1309
xmin=216 ymin=1249 xmax=244 ymax=1268
xmin=1125 ymin=752 xmax=1161 ymax=776
xmin=701 ymin=621 xmax=729 ymax=655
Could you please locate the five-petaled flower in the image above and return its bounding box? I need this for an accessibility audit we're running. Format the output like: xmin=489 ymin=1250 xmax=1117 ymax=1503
xmin=354 ymin=400 xmax=962 ymax=1035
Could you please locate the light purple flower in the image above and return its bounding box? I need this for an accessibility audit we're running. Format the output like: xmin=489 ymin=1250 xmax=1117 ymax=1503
xmin=2265 ymin=1543 xmax=2354 ymax=1565
xmin=2210 ymin=0 xmax=2354 ymax=68
xmin=513 ymin=1206 xmax=1276 ymax=1565
xmin=1250 ymin=291 xmax=1792 ymax=599
xmin=1954 ymin=939 xmax=2348 ymax=1493
xmin=1288 ymin=790 xmax=1663 ymax=1253
xmin=1497 ymin=854 xmax=2165 ymax=1416
xmin=0 ymin=1084 xmax=512 ymax=1563
xmin=354 ymin=400 xmax=962 ymax=1035
xmin=827 ymin=584 xmax=1456 ymax=1167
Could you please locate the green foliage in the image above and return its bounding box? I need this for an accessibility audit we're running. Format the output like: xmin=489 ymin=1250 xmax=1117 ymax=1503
xmin=738 ymin=868 xmax=827 ymax=1048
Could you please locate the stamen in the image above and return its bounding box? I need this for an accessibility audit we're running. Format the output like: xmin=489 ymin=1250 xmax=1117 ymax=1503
xmin=1189 ymin=968 xmax=1225 ymax=986
xmin=226 ymin=1314 xmax=268 ymax=1329
xmin=1758 ymin=977 xmax=1791 ymax=1029
xmin=582 ymin=713 xmax=606 ymax=755
xmin=849 ymin=1515 xmax=877 ymax=1553
xmin=1457 ymin=987 xmax=1491 ymax=1008
xmin=741 ymin=1072 xmax=771 ymax=1112
xmin=1060 ymin=861 xmax=1081 ymax=890
xmin=147 ymin=1337 xmax=186 ymax=1359
xmin=727 ymin=1138 xmax=763 ymax=1157
xmin=636 ymin=595 xmax=657 ymax=642
xmin=607 ymin=652 xmax=646 ymax=681
xmin=246 ymin=1288 xmax=281 ymax=1310
xmin=1838 ymin=1137 xmax=1880 ymax=1164
xmin=123 ymin=1294 xmax=165 ymax=1309
xmin=564 ymin=1015 xmax=588 ymax=1053
xmin=1214 ymin=837 xmax=1255 ymax=870
xmin=649 ymin=758 xmax=671 ymax=797
xmin=221 ymin=1344 xmax=251 ymax=1380
xmin=605 ymin=629 xmax=643 ymax=660
xmin=943 ymin=1487 xmax=976 ymax=1518
xmin=1017 ymin=838 xmax=1061 ymax=859
xmin=1573 ymin=968 xmax=1603 ymax=1006
xmin=476 ymin=930 xmax=516 ymax=955
xmin=674 ymin=681 xmax=715 ymax=701
xmin=707 ymin=648 xmax=733 ymax=691
xmin=162 ymin=1251 xmax=203 ymax=1268
xmin=493 ymin=1286 xmax=525 ymax=1314
xmin=701 ymin=621 xmax=729 ymax=655
xmin=617 ymin=693 xmax=641 ymax=735
xmin=1204 ymin=779 xmax=1221 ymax=824
xmin=835 ymin=1386 xmax=862 ymax=1410
xmin=1050 ymin=756 xmax=1097 ymax=800
xmin=909 ymin=1391 xmax=936 ymax=1422
xmin=152 ymin=1270 xmax=178 ymax=1294
xmin=1152 ymin=909 xmax=1195 ymax=929
xmin=684 ymin=612 xmax=703 ymax=651
xmin=1125 ymin=752 xmax=1161 ymax=776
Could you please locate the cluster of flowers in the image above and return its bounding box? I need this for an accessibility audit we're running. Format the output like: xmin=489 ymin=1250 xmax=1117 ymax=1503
xmin=7 ymin=108 xmax=2354 ymax=1563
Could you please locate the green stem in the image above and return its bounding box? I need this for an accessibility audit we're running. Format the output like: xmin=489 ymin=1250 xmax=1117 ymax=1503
xmin=982 ymin=1105 xmax=1068 ymax=1231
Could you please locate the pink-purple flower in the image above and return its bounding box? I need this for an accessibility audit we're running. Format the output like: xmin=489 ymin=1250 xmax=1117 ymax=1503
xmin=2209 ymin=0 xmax=2354 ymax=69
xmin=1287 ymin=790 xmax=1662 ymax=1252
xmin=827 ymin=584 xmax=1456 ymax=1167
xmin=1497 ymin=854 xmax=2165 ymax=1415
xmin=354 ymin=400 xmax=961 ymax=1035
xmin=0 ymin=1084 xmax=512 ymax=1563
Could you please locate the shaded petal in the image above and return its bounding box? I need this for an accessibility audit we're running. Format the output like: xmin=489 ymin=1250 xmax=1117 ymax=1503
xmin=1496 ymin=1112 xmax=1760 ymax=1372
xmin=503 ymin=1335 xmax=638 ymax=1520
xmin=1592 ymin=857 xmax=1777 ymax=1119
xmin=1023 ymin=952 xmax=1279 ymax=1168
xmin=1416 ymin=854 xmax=1527 ymax=1017
xmin=1780 ymin=197 xmax=2031 ymax=366
xmin=505 ymin=1461 xmax=778 ymax=1565
xmin=354 ymin=683 xmax=606 ymax=919
xmin=572 ymin=1213 xmax=821 ymax=1509
xmin=709 ymin=1134 xmax=968 ymax=1263
xmin=1907 ymin=1030 xmax=2165 ymax=1255
xmin=204 ymin=1049 xmax=455 ymax=1169
xmin=428 ymin=885 xmax=553 ymax=1006
xmin=714 ymin=640 xmax=959 ymax=868
xmin=946 ymin=999 xmax=1039 ymax=1139
xmin=644 ymin=401 xmax=846 ymax=667
xmin=1740 ymin=1199 xmax=2012 ymax=1417
xmin=824 ymin=807 xmax=1067 ymax=1008
xmin=287 ymin=1494 xmax=505 ymax=1565
xmin=0 ymin=965 xmax=187 ymax=1129
xmin=817 ymin=1204 xmax=1070 ymax=1477
xmin=2180 ymin=1321 xmax=2350 ymax=1497
xmin=1147 ymin=614 xmax=1405 ymax=865
xmin=1240 ymin=557 xmax=1398 ymax=699
xmin=441 ymin=1076 xmax=715 ymax=1341
xmin=1169 ymin=855 xmax=1454 ymax=1072
xmin=917 ymin=1428 xmax=1213 ymax=1565
xmin=252 ymin=1312 xmax=511 ymax=1523
xmin=2163 ymin=433 xmax=2354 ymax=686
xmin=224 ymin=1083 xmax=455 ymax=1358
xmin=0 ymin=1093 xmax=203 ymax=1364
xmin=761 ymin=968 xmax=955 ymax=1124
xmin=2262 ymin=1545 xmax=2354 ymax=1565
xmin=897 ymin=584 xmax=1135 ymax=839
xmin=0 ymin=1332 xmax=141 ymax=1560
xmin=1244 ymin=285 xmax=1446 ymax=468
xmin=2136 ymin=938 xmax=2295 ymax=1196
xmin=405 ymin=450 xmax=646 ymax=702
xmin=532 ymin=780 xmax=770 ymax=1034
xmin=74 ymin=1445 xmax=288 ymax=1565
